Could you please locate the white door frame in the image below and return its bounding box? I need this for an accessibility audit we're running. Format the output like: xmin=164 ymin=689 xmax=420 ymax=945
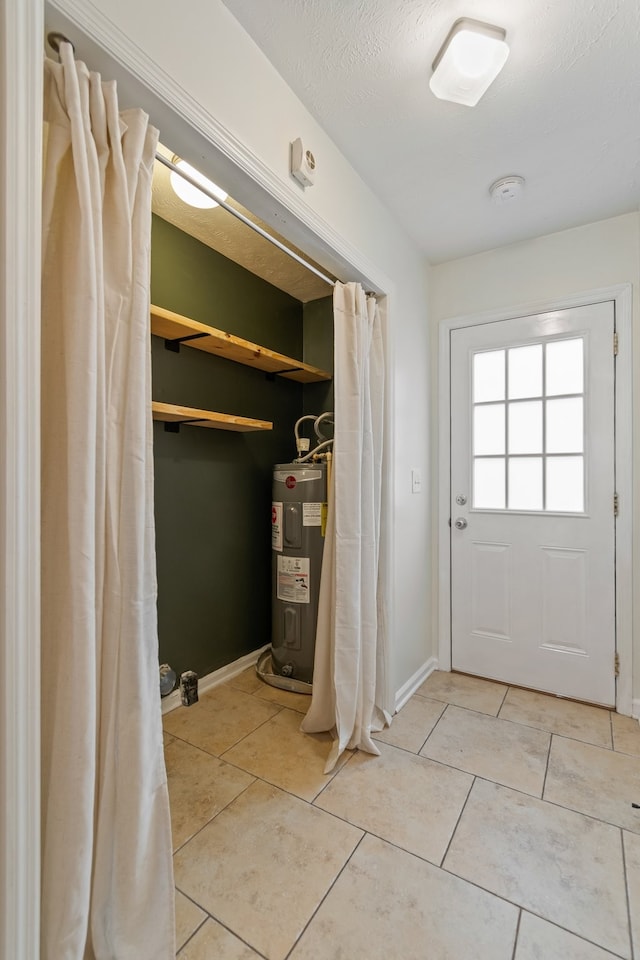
xmin=438 ymin=285 xmax=633 ymax=715
xmin=1 ymin=2 xmax=43 ymax=958
xmin=6 ymin=1 xmax=398 ymax=951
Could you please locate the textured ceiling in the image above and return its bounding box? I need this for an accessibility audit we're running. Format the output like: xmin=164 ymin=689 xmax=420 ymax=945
xmin=152 ymin=144 xmax=335 ymax=303
xmin=221 ymin=0 xmax=640 ymax=263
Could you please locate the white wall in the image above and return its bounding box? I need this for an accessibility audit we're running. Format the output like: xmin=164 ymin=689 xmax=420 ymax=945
xmin=46 ymin=0 xmax=433 ymax=696
xmin=429 ymin=212 xmax=640 ymax=703
xmin=430 ymin=213 xmax=639 ymax=321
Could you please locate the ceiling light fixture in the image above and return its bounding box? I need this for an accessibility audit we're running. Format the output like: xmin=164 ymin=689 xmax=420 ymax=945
xmin=429 ymin=18 xmax=509 ymax=107
xmin=169 ymin=156 xmax=228 ymax=209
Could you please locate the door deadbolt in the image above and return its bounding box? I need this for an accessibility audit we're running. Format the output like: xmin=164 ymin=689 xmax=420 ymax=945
xmin=455 ymin=494 xmax=467 ymax=505
xmin=454 ymin=517 xmax=468 ymax=530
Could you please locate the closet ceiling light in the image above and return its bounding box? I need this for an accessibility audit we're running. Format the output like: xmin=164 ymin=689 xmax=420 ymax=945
xmin=429 ymin=18 xmax=509 ymax=107
xmin=169 ymin=157 xmax=228 ymax=209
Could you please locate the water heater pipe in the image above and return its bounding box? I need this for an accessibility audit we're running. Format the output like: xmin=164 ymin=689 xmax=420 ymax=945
xmin=295 ymin=438 xmax=334 ymax=463
xmin=294 ymin=414 xmax=318 ymax=455
xmin=294 ymin=412 xmax=334 ymax=462
xmin=314 ymin=412 xmax=334 ymax=440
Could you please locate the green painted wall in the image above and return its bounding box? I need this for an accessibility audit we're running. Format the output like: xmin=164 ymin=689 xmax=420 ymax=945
xmin=303 ymin=296 xmax=334 ymax=417
xmin=151 ymin=215 xmax=308 ymax=679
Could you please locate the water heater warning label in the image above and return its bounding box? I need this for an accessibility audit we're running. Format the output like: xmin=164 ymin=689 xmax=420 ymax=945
xmin=271 ymin=501 xmax=283 ymax=551
xmin=277 ymin=556 xmax=310 ymax=603
xmin=303 ymin=502 xmax=323 ymax=526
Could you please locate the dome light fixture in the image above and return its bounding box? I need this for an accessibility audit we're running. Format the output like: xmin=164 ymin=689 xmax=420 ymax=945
xmin=429 ymin=18 xmax=509 ymax=107
xmin=169 ymin=156 xmax=228 ymax=209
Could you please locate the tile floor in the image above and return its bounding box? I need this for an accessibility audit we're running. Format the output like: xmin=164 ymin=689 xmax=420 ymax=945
xmin=164 ymin=669 xmax=640 ymax=960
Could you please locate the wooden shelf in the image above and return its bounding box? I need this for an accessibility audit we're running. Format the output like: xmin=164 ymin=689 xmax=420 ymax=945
xmin=150 ymin=304 xmax=332 ymax=384
xmin=152 ymin=401 xmax=272 ymax=433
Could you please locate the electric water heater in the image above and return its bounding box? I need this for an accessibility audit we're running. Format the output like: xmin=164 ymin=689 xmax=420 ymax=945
xmin=271 ymin=462 xmax=327 ymax=683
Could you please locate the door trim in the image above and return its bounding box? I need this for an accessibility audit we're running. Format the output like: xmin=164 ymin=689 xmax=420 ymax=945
xmin=438 ymin=285 xmax=633 ymax=714
xmin=1 ymin=1 xmax=43 ymax=958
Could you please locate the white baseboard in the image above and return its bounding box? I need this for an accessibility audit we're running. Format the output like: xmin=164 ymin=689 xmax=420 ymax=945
xmin=394 ymin=657 xmax=438 ymax=713
xmin=164 ymin=648 xmax=442 ymax=718
xmin=161 ymin=644 xmax=270 ymax=715
xmin=632 ymin=699 xmax=640 ymax=721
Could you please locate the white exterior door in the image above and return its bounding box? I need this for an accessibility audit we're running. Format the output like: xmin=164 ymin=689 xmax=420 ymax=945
xmin=450 ymin=303 xmax=616 ymax=705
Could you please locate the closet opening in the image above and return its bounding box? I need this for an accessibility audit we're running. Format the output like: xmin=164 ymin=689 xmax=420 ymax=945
xmin=40 ymin=15 xmax=394 ymax=720
xmin=150 ymin=142 xmax=336 ymax=697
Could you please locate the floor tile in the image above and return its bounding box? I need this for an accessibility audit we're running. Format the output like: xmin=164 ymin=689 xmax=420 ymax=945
xmin=314 ymin=740 xmax=473 ymax=865
xmin=415 ymin=670 xmax=507 ymax=716
xmin=226 ymin=665 xmax=263 ymax=695
xmin=163 ymin=684 xmax=280 ymax=756
xmin=177 ymin=918 xmax=261 ymax=958
xmin=174 ymin=890 xmax=206 ymax=952
xmin=165 ymin=738 xmax=254 ymax=851
xmin=252 ymin=682 xmax=312 ymax=715
xmin=173 ymin=780 xmax=363 ymax=960
xmin=163 ymin=730 xmax=174 ymax=747
xmin=612 ymin=712 xmax=640 ymax=757
xmin=372 ymin=695 xmax=445 ymax=753
xmin=289 ymin=833 xmax=518 ymax=960
xmin=544 ymin=735 xmax=640 ymax=832
xmin=624 ymin=830 xmax=640 ymax=958
xmin=515 ymin=912 xmax=621 ymax=959
xmin=421 ymin=705 xmax=550 ymax=796
xmin=498 ymin=687 xmax=612 ymax=748
xmin=221 ymin=707 xmax=347 ymax=802
xmin=444 ymin=779 xmax=630 ymax=958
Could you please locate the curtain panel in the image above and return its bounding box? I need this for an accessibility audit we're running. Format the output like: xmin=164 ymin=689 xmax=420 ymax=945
xmin=41 ymin=43 xmax=174 ymax=959
xmin=302 ymin=281 xmax=390 ymax=771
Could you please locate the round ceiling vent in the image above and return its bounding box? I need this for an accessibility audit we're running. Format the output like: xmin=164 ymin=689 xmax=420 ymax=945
xmin=489 ymin=175 xmax=525 ymax=205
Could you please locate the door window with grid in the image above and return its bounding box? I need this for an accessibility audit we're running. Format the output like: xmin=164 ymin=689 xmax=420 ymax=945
xmin=472 ymin=337 xmax=584 ymax=512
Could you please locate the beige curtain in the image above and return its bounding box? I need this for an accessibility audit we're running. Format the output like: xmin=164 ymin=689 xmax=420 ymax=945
xmin=302 ymin=282 xmax=391 ymax=771
xmin=41 ymin=43 xmax=174 ymax=959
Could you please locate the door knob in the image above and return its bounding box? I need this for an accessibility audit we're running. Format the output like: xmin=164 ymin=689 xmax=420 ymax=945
xmin=454 ymin=517 xmax=467 ymax=530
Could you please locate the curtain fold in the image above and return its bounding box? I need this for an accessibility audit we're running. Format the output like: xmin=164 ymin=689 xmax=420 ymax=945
xmin=41 ymin=43 xmax=174 ymax=959
xmin=301 ymin=281 xmax=390 ymax=772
